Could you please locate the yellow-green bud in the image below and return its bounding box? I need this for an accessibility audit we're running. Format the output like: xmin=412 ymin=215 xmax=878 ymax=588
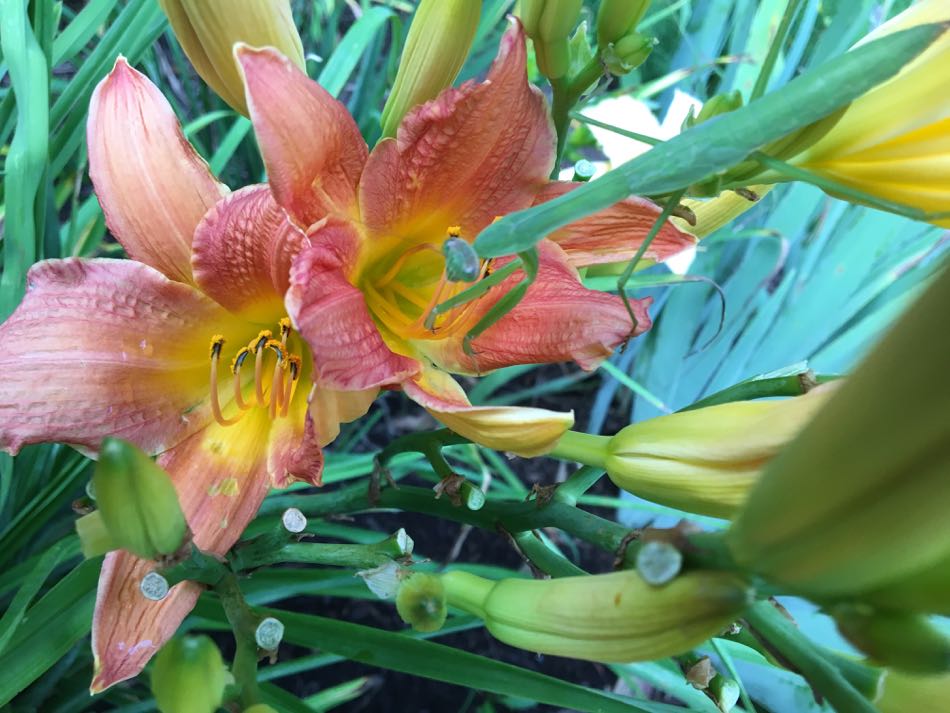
xmin=596 ymin=0 xmax=650 ymax=46
xmin=75 ymin=511 xmax=114 ymax=558
xmin=602 ymin=31 xmax=655 ymax=75
xmin=862 ymin=551 xmax=950 ymax=616
xmin=585 ymin=386 xmax=833 ymax=518
xmin=689 ymin=90 xmax=744 ymax=127
xmin=831 ymin=605 xmax=950 ymax=675
xmin=380 ymin=0 xmax=482 ymax=138
xmin=93 ymin=437 xmax=187 ymax=561
xmin=151 ymin=636 xmax=228 ymax=713
xmin=158 ymin=0 xmax=304 ymax=115
xmin=396 ymin=573 xmax=448 ymax=632
xmin=442 ymin=569 xmax=751 ymax=662
xmin=520 ymin=0 xmax=584 ymax=79
xmin=728 ymin=265 xmax=950 ymax=599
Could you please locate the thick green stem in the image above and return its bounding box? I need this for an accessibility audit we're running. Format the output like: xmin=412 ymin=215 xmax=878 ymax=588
xmin=554 ymin=465 xmax=606 ymax=505
xmin=548 ymin=431 xmax=610 ymax=469
xmin=231 ymin=537 xmax=407 ymax=572
xmin=513 ymin=531 xmax=588 ymax=577
xmin=442 ymin=570 xmax=494 ymax=619
xmin=216 ymin=572 xmax=262 ymax=708
xmin=550 ymin=56 xmax=606 ymax=175
xmin=744 ymin=601 xmax=878 ymax=713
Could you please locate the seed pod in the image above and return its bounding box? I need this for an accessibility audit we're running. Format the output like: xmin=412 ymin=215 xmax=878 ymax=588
xmin=596 ymin=0 xmax=651 ymax=47
xmin=396 ymin=573 xmax=448 ymax=632
xmin=443 ymin=236 xmax=480 ymax=282
xmin=93 ymin=438 xmax=187 ymax=560
xmin=151 ymin=636 xmax=227 ymax=713
xmin=442 ymin=569 xmax=751 ymax=662
xmin=831 ymin=604 xmax=950 ymax=675
xmin=380 ymin=0 xmax=482 ymax=137
xmin=728 ymin=265 xmax=950 ymax=598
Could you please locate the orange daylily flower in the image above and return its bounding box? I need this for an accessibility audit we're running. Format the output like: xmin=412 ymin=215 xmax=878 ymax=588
xmin=0 ymin=59 xmax=373 ymax=690
xmin=235 ymin=20 xmax=694 ymax=442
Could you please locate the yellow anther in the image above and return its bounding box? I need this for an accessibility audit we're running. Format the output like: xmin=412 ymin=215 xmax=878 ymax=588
xmin=264 ymin=339 xmax=287 ymax=367
xmin=287 ymin=354 xmax=302 ymax=380
xmin=279 ymin=317 xmax=292 ymax=337
xmin=209 ymin=335 xmax=226 ymax=359
xmin=230 ymin=346 xmax=251 ymax=375
xmin=447 ymin=225 xmax=462 ymax=238
xmin=254 ymin=330 xmax=273 ymax=349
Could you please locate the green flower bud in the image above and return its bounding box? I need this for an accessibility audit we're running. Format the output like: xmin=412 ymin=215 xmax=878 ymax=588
xmin=728 ymin=265 xmax=950 ymax=599
xmin=602 ymin=31 xmax=655 ymax=75
xmin=596 ymin=0 xmax=651 ymax=47
xmin=520 ymin=0 xmax=584 ymax=79
xmin=831 ymin=604 xmax=950 ymax=675
xmin=75 ymin=511 xmax=114 ymax=558
xmin=396 ymin=573 xmax=448 ymax=632
xmin=687 ymin=90 xmax=744 ymax=128
xmin=380 ymin=0 xmax=482 ymax=138
xmin=151 ymin=636 xmax=227 ymax=713
xmin=442 ymin=569 xmax=751 ymax=662
xmin=93 ymin=437 xmax=187 ymax=561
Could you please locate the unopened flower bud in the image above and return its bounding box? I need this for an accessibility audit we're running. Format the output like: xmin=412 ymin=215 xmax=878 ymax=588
xmin=552 ymin=385 xmax=833 ymax=518
xmin=441 ymin=569 xmax=751 ymax=662
xmin=93 ymin=438 xmax=187 ymax=560
xmin=520 ymin=0 xmax=584 ymax=79
xmin=596 ymin=0 xmax=651 ymax=47
xmin=380 ymin=0 xmax=482 ymax=138
xmin=158 ymin=0 xmax=304 ymax=115
xmin=687 ymin=90 xmax=744 ymax=128
xmin=75 ymin=511 xmax=114 ymax=558
xmin=876 ymin=670 xmax=950 ymax=713
xmin=831 ymin=604 xmax=950 ymax=674
xmin=602 ymin=31 xmax=655 ymax=75
xmin=151 ymin=636 xmax=227 ymax=713
xmin=396 ymin=572 xmax=448 ymax=632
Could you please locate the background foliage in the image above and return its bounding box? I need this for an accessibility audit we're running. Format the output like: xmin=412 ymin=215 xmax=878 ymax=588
xmin=0 ymin=0 xmax=942 ymax=711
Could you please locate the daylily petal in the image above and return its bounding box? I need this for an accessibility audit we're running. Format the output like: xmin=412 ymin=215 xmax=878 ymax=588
xmin=286 ymin=220 xmax=420 ymax=390
xmin=359 ymin=20 xmax=554 ymax=240
xmin=91 ymin=410 xmax=274 ymax=691
xmin=267 ymin=386 xmax=325 ymax=488
xmin=532 ymin=182 xmax=696 ymax=267
xmin=87 ymin=57 xmax=228 ymax=284
xmin=0 ymin=259 xmax=242 ymax=456
xmin=192 ymin=184 xmax=307 ymax=322
xmin=309 ymin=385 xmax=379 ymax=447
xmin=403 ymin=368 xmax=573 ymax=457
xmin=236 ymin=45 xmax=368 ymax=228
xmin=420 ymin=241 xmax=651 ymax=375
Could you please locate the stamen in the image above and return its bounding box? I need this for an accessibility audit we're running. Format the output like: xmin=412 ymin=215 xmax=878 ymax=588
xmin=230 ymin=347 xmax=251 ymax=410
xmin=374 ymin=242 xmax=441 ymax=289
xmin=280 ymin=355 xmax=302 ymax=418
xmin=253 ymin=330 xmax=273 ymax=407
xmin=209 ymin=336 xmax=242 ymax=426
xmin=279 ymin=317 xmax=292 ymax=342
xmin=447 ymin=225 xmax=462 ymax=238
xmin=265 ymin=337 xmax=288 ymax=420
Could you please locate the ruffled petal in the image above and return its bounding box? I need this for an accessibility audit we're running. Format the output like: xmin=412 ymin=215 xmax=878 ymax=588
xmin=0 ymin=259 xmax=244 ymax=456
xmin=87 ymin=57 xmax=228 ymax=284
xmin=236 ymin=45 xmax=368 ymax=228
xmin=192 ymin=184 xmax=307 ymax=322
xmin=91 ymin=410 xmax=274 ymax=691
xmin=403 ymin=368 xmax=573 ymax=457
xmin=309 ymin=385 xmax=379 ymax=447
xmin=420 ymin=241 xmax=651 ymax=374
xmin=286 ymin=220 xmax=421 ymax=390
xmin=532 ymin=182 xmax=696 ymax=267
xmin=359 ymin=20 xmax=554 ymax=240
xmin=267 ymin=382 xmax=325 ymax=488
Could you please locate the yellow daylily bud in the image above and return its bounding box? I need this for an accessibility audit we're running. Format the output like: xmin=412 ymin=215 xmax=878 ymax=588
xmin=862 ymin=551 xmax=950 ymax=616
xmin=876 ymin=670 xmax=950 ymax=713
xmin=380 ymin=0 xmax=482 ymax=138
xmin=151 ymin=636 xmax=228 ymax=713
xmin=396 ymin=573 xmax=448 ymax=632
xmin=520 ymin=0 xmax=584 ymax=79
xmin=440 ymin=569 xmax=751 ymax=662
xmin=93 ymin=437 xmax=187 ymax=561
xmin=596 ymin=0 xmax=651 ymax=47
xmin=158 ymin=0 xmax=304 ymax=115
xmin=831 ymin=604 xmax=950 ymax=675
xmin=602 ymin=31 xmax=655 ymax=75
xmin=760 ymin=0 xmax=950 ymax=226
xmin=554 ymin=385 xmax=834 ymax=518
xmin=728 ymin=264 xmax=950 ymax=599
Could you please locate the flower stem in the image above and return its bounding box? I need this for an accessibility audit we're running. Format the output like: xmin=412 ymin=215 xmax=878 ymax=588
xmin=230 ymin=537 xmax=408 ymax=572
xmin=216 ymin=572 xmax=262 ymax=708
xmin=548 ymin=430 xmax=610 ymax=469
xmin=744 ymin=600 xmax=878 ymax=713
xmin=553 ymin=465 xmax=605 ymax=506
xmin=550 ymin=55 xmax=606 ymax=176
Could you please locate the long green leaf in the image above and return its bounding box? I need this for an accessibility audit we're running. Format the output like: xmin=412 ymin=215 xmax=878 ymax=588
xmin=474 ymin=23 xmax=946 ymax=257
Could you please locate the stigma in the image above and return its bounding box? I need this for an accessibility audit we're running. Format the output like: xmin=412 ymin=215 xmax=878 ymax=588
xmin=207 ymin=320 xmax=302 ymax=427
